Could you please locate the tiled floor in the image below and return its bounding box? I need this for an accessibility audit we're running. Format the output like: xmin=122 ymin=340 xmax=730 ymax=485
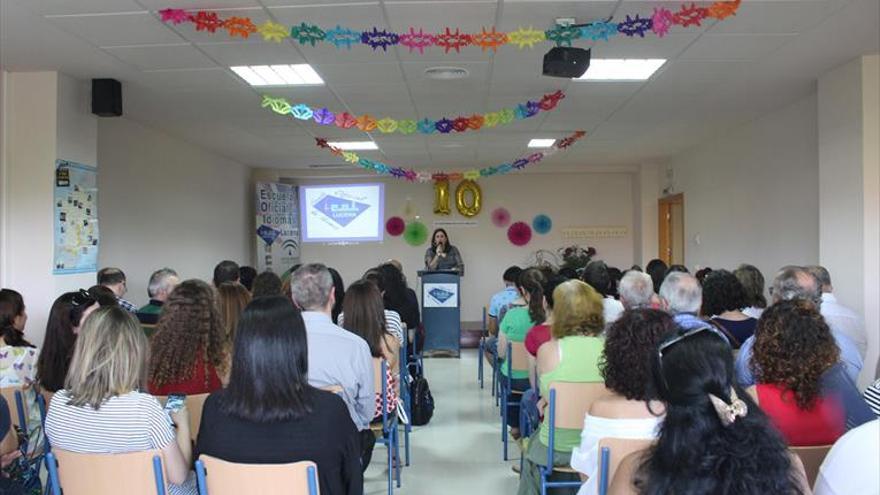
xmin=364 ymin=349 xmax=521 ymax=494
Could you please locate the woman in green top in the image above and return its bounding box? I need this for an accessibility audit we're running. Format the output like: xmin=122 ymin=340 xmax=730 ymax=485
xmin=498 ymin=268 xmax=546 ymax=435
xmin=517 ymin=279 xmax=605 ymax=495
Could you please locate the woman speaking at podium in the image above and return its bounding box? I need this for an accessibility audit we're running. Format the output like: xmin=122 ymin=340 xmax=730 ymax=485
xmin=424 ymin=228 xmax=464 ymax=274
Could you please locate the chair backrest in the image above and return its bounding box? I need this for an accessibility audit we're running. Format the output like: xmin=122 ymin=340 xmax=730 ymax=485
xmin=0 ymin=387 xmax=26 ymax=430
xmin=508 ymin=341 xmax=530 ymax=373
xmin=320 ymin=385 xmax=343 ymax=395
xmin=196 ymin=455 xmax=319 ymax=495
xmin=372 ymin=358 xmax=385 ymax=393
xmin=0 ymin=424 xmax=16 ymax=455
xmin=597 ymin=438 xmax=653 ymax=495
xmin=49 ymin=448 xmax=166 ymax=495
xmin=547 ymin=382 xmax=609 ymax=430
xmin=791 ymin=444 xmax=832 ymax=489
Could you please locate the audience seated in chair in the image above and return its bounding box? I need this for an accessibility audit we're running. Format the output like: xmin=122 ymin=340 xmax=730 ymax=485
xmin=581 ymin=261 xmax=624 ymax=326
xmin=290 ymin=264 xmax=375 ymax=469
xmin=238 ymin=265 xmax=257 ymax=292
xmin=217 ymin=281 xmax=251 ymax=345
xmin=734 ymin=263 xmax=767 ymax=319
xmin=328 ymin=267 xmax=346 ymax=325
xmin=339 ymin=280 xmax=399 ymax=422
xmin=813 ymin=419 xmax=879 ymax=495
xmin=701 ymin=269 xmax=758 ymax=348
xmin=500 ymin=268 xmax=546 ymax=439
xmin=96 ymin=267 xmax=137 ymax=312
xmin=136 ymin=268 xmax=179 ymax=325
xmin=195 ymin=296 xmax=363 ymax=495
xmin=484 ymin=265 xmax=523 ymax=367
xmin=607 ymin=323 xmax=810 ymax=495
xmin=617 ymin=271 xmax=657 ymax=310
xmin=148 ymin=280 xmax=227 ymax=396
xmin=45 ymin=306 xmax=196 ymax=495
xmin=36 ymin=291 xmax=98 ymax=393
xmin=250 ymin=271 xmax=283 ymax=299
xmin=658 ymin=272 xmax=703 ymax=329
xmin=645 ymin=259 xmax=668 ymax=295
xmin=518 ymin=280 xmax=605 ymax=495
xmin=806 ymin=265 xmax=868 ymax=360
xmin=358 ymin=269 xmax=405 ymax=345
xmin=736 ymin=266 xmax=863 ymax=386
xmin=377 ymin=263 xmax=421 ymax=333
xmin=212 ymin=260 xmax=240 ymax=287
xmin=0 ymin=289 xmax=41 ymax=435
xmin=570 ymin=309 xmax=673 ymax=495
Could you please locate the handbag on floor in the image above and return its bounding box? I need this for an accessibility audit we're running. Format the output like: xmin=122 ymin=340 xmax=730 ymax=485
xmin=410 ymin=376 xmax=434 ymax=426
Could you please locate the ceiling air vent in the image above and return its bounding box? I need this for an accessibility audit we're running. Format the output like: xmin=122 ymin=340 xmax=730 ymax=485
xmin=424 ymin=66 xmax=470 ymax=80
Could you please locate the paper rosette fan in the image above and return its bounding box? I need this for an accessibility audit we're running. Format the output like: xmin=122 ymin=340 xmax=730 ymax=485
xmin=492 ymin=207 xmax=511 ymax=227
xmin=508 ymin=221 xmax=532 ymax=246
xmin=403 ymin=221 xmax=429 ymax=246
xmin=385 ymin=216 xmax=405 ymax=236
xmin=532 ymin=214 xmax=552 ymax=234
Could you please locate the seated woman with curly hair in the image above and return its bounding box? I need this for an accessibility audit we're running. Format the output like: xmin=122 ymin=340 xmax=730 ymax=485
xmin=569 ymin=309 xmax=675 ymax=495
xmin=750 ymin=299 xmax=846 ymax=446
xmin=149 ymin=280 xmax=228 ymax=396
xmin=701 ymin=269 xmax=758 ymax=348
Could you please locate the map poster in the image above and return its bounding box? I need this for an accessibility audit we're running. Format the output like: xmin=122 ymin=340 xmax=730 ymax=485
xmin=53 ymin=160 xmax=99 ymax=274
xmin=423 ymin=282 xmax=459 ymax=308
xmin=255 ymin=182 xmax=300 ymax=272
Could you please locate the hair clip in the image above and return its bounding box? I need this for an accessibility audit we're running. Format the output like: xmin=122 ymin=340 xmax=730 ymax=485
xmin=708 ymin=387 xmax=748 ymax=426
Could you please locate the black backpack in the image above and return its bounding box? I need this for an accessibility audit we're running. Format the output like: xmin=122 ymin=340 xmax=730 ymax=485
xmin=409 ymin=375 xmax=434 ymax=426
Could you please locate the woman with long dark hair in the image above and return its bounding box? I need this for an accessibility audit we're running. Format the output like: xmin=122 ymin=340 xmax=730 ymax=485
xmin=328 ymin=267 xmax=345 ymax=324
xmin=36 ymin=290 xmax=99 ymax=393
xmin=196 ymin=296 xmax=363 ymax=495
xmin=376 ymin=263 xmax=420 ymax=331
xmin=148 ymin=280 xmax=227 ymax=395
xmin=701 ymin=269 xmax=758 ymax=348
xmin=340 ymin=280 xmax=398 ymax=420
xmin=0 ymin=289 xmax=36 ymax=384
xmin=424 ymin=228 xmax=463 ymax=273
xmin=608 ymin=325 xmax=809 ymax=494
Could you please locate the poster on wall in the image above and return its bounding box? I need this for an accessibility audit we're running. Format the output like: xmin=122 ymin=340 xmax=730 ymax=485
xmin=256 ymin=182 xmax=300 ymax=273
xmin=53 ymin=160 xmax=99 ymax=274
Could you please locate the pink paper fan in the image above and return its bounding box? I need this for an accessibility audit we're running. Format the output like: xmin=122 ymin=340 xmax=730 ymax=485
xmin=386 ymin=216 xmax=405 ymax=236
xmin=492 ymin=207 xmax=511 ymax=228
xmin=507 ymin=221 xmax=532 ymax=246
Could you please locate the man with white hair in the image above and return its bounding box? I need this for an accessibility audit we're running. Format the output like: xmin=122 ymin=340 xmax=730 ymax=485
xmin=291 ymin=263 xmax=376 ymax=468
xmin=735 ymin=266 xmax=863 ymax=386
xmin=658 ymin=271 xmax=710 ymax=333
xmin=806 ymin=265 xmax=867 ymax=359
xmin=618 ymin=271 xmax=656 ymax=310
xmin=136 ymin=268 xmax=180 ymax=325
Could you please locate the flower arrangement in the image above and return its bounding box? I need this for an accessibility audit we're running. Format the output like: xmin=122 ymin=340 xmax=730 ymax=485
xmin=558 ymin=245 xmax=597 ymax=274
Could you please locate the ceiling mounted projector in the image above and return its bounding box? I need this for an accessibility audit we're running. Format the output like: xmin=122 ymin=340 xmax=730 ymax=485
xmin=542 ymin=47 xmax=591 ymax=79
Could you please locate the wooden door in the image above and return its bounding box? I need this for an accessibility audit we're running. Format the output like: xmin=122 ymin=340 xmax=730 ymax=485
xmin=658 ymin=194 xmax=684 ymax=265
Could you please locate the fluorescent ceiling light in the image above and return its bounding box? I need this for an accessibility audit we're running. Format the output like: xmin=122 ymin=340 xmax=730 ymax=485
xmin=578 ymin=59 xmax=666 ymax=81
xmin=230 ymin=64 xmax=325 ymax=86
xmin=528 ymin=138 xmax=556 ymax=148
xmin=328 ymin=141 xmax=378 ymax=151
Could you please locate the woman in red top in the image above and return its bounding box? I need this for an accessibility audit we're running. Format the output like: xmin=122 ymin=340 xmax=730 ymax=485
xmin=149 ymin=279 xmax=227 ymax=396
xmin=751 ymin=299 xmax=844 ymax=446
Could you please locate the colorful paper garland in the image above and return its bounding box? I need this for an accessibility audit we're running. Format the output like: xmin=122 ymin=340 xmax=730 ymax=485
xmin=508 ymin=222 xmax=533 ymax=246
xmin=160 ymin=1 xmax=741 ymax=50
xmin=533 ymin=214 xmax=552 ymax=234
xmin=262 ymin=91 xmax=564 ymax=136
xmin=492 ymin=208 xmax=511 ymax=228
xmin=386 ymin=217 xmax=405 ymax=236
xmin=314 ymin=130 xmax=586 ymax=182
xmin=403 ymin=221 xmax=429 ymax=246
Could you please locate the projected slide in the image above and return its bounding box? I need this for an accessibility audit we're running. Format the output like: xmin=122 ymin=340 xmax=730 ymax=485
xmin=300 ymin=183 xmax=385 ymax=243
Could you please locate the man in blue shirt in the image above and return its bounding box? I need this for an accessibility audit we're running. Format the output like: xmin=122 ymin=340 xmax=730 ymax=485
xmin=484 ymin=266 xmax=522 ymax=364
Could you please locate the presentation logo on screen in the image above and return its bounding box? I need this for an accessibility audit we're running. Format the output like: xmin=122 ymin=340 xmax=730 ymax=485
xmin=312 ymin=193 xmax=371 ymax=228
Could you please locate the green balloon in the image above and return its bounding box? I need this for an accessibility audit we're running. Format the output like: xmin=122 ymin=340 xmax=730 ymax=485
xmin=403 ymin=221 xmax=428 ymax=246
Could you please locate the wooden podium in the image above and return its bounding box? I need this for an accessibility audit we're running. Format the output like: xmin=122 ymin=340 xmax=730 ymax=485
xmin=418 ymin=270 xmax=461 ymax=357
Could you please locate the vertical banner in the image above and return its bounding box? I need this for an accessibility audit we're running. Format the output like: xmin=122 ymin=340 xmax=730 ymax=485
xmin=255 ymin=182 xmax=300 ymax=273
xmin=53 ymin=160 xmax=99 ymax=274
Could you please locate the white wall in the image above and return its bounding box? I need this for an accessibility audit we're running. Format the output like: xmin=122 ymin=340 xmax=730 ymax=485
xmin=97 ymin=117 xmax=250 ymax=307
xmin=863 ymin=55 xmax=880 ymax=378
xmin=665 ymin=94 xmax=820 ymax=282
xmin=255 ymin=171 xmax=637 ymax=322
xmin=0 ymin=72 xmax=97 ymax=347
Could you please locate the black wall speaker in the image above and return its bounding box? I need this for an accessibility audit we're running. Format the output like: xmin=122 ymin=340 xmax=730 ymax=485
xmin=542 ymin=47 xmax=591 ymax=79
xmin=91 ymin=79 xmax=122 ymax=117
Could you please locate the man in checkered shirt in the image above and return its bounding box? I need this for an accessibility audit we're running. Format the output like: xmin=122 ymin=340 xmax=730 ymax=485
xmin=97 ymin=267 xmax=137 ymax=313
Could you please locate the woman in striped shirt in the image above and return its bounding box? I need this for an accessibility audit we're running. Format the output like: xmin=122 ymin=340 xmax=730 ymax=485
xmin=45 ymin=306 xmax=195 ymax=495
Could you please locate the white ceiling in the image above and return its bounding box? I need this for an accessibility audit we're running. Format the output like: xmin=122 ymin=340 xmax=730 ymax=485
xmin=1 ymin=0 xmax=878 ymax=172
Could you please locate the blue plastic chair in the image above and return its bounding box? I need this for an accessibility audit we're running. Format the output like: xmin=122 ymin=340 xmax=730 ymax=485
xmin=500 ymin=341 xmax=528 ymax=461
xmin=373 ymin=359 xmax=401 ymax=495
xmin=195 ymin=457 xmax=319 ymax=495
xmin=477 ymin=306 xmax=486 ymax=388
xmin=595 ymin=437 xmax=654 ymax=495
xmin=46 ymin=450 xmax=167 ymax=495
xmin=539 ymin=389 xmax=582 ymax=495
xmin=598 ymin=447 xmax=611 ymax=495
xmin=398 ymin=339 xmax=411 ymax=467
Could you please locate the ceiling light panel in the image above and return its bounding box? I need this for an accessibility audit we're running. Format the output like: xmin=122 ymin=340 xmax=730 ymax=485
xmin=528 ymin=139 xmax=556 ymax=148
xmin=328 ymin=141 xmax=379 ymax=151
xmin=230 ymin=64 xmax=325 ymax=86
xmin=578 ymin=59 xmax=666 ymax=81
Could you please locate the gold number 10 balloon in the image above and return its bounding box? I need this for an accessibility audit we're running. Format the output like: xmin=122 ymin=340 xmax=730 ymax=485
xmin=433 ymin=179 xmax=450 ymax=215
xmin=455 ymin=180 xmax=482 ymax=217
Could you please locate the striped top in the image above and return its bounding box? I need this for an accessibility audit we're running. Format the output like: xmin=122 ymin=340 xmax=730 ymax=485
xmin=864 ymin=379 xmax=880 ymax=416
xmin=46 ymin=390 xmax=175 ymax=453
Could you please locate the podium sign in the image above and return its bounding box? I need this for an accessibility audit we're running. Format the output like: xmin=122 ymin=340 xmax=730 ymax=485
xmin=418 ymin=270 xmax=461 ymax=356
